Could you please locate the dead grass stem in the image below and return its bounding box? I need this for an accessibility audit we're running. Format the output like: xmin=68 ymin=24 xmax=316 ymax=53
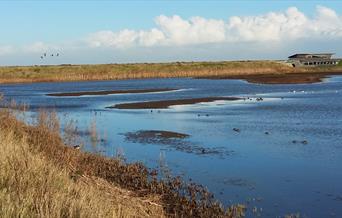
xmin=0 ymin=113 xmax=164 ymax=217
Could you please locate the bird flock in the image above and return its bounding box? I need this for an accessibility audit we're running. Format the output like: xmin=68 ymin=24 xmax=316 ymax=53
xmin=40 ymin=52 xmax=60 ymax=59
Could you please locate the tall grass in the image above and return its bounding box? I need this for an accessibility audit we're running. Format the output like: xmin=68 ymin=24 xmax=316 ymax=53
xmin=2 ymin=60 xmax=340 ymax=84
xmin=37 ymin=108 xmax=60 ymax=133
xmin=89 ymin=117 xmax=98 ymax=150
xmin=63 ymin=119 xmax=82 ymax=147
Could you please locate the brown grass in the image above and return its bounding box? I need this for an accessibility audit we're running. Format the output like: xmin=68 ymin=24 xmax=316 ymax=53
xmin=1 ymin=61 xmax=341 ymax=84
xmin=0 ymin=105 xmax=246 ymax=217
xmin=63 ymin=119 xmax=83 ymax=147
xmin=0 ymin=111 xmax=165 ymax=217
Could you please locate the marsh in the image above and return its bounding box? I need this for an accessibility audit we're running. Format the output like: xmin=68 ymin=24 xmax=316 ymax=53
xmin=2 ymin=76 xmax=342 ymax=217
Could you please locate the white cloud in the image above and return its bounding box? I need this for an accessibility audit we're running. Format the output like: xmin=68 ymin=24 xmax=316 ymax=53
xmin=0 ymin=45 xmax=14 ymax=56
xmin=23 ymin=42 xmax=60 ymax=53
xmin=137 ymin=28 xmax=165 ymax=47
xmin=87 ymin=28 xmax=166 ymax=48
xmin=86 ymin=6 xmax=342 ymax=48
xmin=156 ymin=15 xmax=226 ymax=45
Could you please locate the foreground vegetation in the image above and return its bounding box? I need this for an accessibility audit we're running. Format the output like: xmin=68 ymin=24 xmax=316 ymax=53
xmin=0 ymin=103 xmax=245 ymax=217
xmin=1 ymin=61 xmax=342 ymax=84
xmin=0 ymin=110 xmax=165 ymax=217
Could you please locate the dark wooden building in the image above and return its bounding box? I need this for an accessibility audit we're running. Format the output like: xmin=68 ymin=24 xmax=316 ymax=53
xmin=288 ymin=53 xmax=340 ymax=67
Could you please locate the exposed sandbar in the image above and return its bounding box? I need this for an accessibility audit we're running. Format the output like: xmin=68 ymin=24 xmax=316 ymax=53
xmin=47 ymin=88 xmax=177 ymax=97
xmin=108 ymin=97 xmax=241 ymax=109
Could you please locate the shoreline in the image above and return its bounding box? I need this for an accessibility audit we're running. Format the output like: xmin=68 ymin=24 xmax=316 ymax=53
xmin=0 ymin=61 xmax=341 ymax=85
xmin=47 ymin=88 xmax=178 ymax=97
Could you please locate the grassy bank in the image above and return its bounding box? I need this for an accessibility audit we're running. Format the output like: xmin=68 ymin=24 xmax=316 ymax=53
xmin=0 ymin=106 xmax=245 ymax=217
xmin=0 ymin=110 xmax=165 ymax=217
xmin=1 ymin=61 xmax=342 ymax=84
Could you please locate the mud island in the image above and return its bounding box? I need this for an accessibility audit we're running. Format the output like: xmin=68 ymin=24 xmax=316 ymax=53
xmin=47 ymin=88 xmax=177 ymax=97
xmin=108 ymin=97 xmax=241 ymax=109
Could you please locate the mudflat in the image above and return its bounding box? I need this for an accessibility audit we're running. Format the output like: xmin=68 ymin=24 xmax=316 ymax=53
xmin=196 ymin=72 xmax=342 ymax=84
xmin=123 ymin=130 xmax=233 ymax=156
xmin=47 ymin=88 xmax=177 ymax=97
xmin=124 ymin=130 xmax=190 ymax=140
xmin=108 ymin=97 xmax=241 ymax=109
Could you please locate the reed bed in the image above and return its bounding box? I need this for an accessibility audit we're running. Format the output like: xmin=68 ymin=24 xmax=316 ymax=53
xmin=0 ymin=104 xmax=245 ymax=217
xmin=1 ymin=61 xmax=341 ymax=84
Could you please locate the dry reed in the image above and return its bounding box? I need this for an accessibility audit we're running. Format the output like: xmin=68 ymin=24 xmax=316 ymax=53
xmin=0 ymin=113 xmax=165 ymax=217
xmin=63 ymin=119 xmax=82 ymax=147
xmin=1 ymin=61 xmax=341 ymax=84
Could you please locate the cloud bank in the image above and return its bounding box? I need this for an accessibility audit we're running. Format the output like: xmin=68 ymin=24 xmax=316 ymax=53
xmin=0 ymin=45 xmax=14 ymax=56
xmin=87 ymin=6 xmax=342 ymax=48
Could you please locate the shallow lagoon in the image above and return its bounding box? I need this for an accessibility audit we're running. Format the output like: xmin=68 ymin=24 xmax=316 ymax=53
xmin=1 ymin=77 xmax=342 ymax=217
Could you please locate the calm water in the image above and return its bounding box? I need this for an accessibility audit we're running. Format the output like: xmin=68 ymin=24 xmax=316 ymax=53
xmin=1 ymin=77 xmax=342 ymax=217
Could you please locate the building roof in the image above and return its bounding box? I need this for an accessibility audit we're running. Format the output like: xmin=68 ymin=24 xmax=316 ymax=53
xmin=293 ymin=58 xmax=340 ymax=62
xmin=288 ymin=53 xmax=335 ymax=59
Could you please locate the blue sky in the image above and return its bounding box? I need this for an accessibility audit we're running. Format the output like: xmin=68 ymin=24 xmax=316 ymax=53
xmin=0 ymin=1 xmax=342 ymax=65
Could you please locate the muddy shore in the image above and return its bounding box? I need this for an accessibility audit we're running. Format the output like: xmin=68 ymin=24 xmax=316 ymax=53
xmin=47 ymin=88 xmax=177 ymax=97
xmin=108 ymin=97 xmax=241 ymax=109
xmin=196 ymin=72 xmax=342 ymax=84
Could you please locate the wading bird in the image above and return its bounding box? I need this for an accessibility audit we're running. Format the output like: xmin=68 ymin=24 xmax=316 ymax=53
xmin=73 ymin=145 xmax=81 ymax=150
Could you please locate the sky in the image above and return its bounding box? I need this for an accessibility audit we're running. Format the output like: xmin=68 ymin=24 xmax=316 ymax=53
xmin=0 ymin=0 xmax=342 ymax=66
